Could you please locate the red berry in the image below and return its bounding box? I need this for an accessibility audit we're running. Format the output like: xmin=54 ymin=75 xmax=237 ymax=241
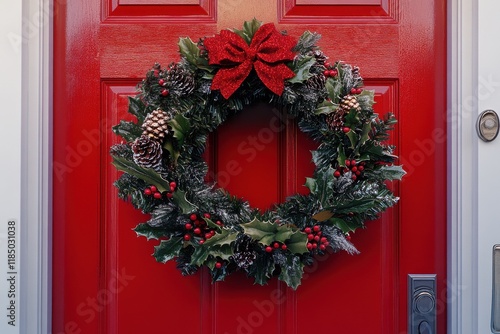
xmin=356 ymin=88 xmax=363 ymax=94
xmin=314 ymin=235 xmax=320 ymax=242
xmin=265 ymin=246 xmax=273 ymax=253
xmin=324 ymin=241 xmax=330 ymax=247
xmin=345 ymin=160 xmax=351 ymax=167
xmin=170 ymin=186 xmax=176 ymax=192
xmin=158 ymin=79 xmax=165 ymax=86
xmin=313 ymin=225 xmax=320 ymax=232
xmin=304 ymin=227 xmax=312 ymax=234
xmin=194 ymin=228 xmax=201 ymax=235
xmin=281 ymin=244 xmax=287 ymax=251
xmin=323 ymin=70 xmax=330 ymax=77
xmin=346 ymin=234 xmax=351 ymax=241
xmin=150 ymin=185 xmax=157 ymax=192
xmin=307 ymin=234 xmax=314 ymax=241
xmin=216 ymin=220 xmax=223 ymax=226
xmin=273 ymin=242 xmax=280 ymax=249
xmin=153 ymin=192 xmax=162 ymax=199
xmin=320 ymin=244 xmax=326 ymax=251
xmin=199 ymin=240 xmax=205 ymax=245
xmin=190 ymin=214 xmax=197 ymax=221
xmin=185 ymin=223 xmax=193 ymax=230
xmin=169 ymin=181 xmax=176 ymax=189
xmin=205 ymin=233 xmax=212 ymax=239
xmin=350 ymin=88 xmax=357 ymax=94
xmin=324 ymin=62 xmax=330 ymax=68
xmin=166 ymin=193 xmax=173 ymax=199
xmin=358 ymin=165 xmax=364 ymax=171
xmin=194 ymin=220 xmax=201 ymax=226
xmin=332 ymin=70 xmax=338 ymax=76
xmin=307 ymin=243 xmax=313 ymax=250
xmin=210 ymin=230 xmax=216 ymax=236
xmin=356 ymin=171 xmax=361 ymax=176
xmin=203 ymin=213 xmax=211 ymax=219
xmin=183 ymin=234 xmax=191 ymax=241
xmin=342 ymin=127 xmax=351 ymax=133
xmin=215 ymin=262 xmax=222 ymax=269
xmin=351 ymin=166 xmax=358 ymax=173
xmin=320 ymin=237 xmax=327 ymax=243
xmin=317 ymin=231 xmax=322 ymax=236
xmin=161 ymin=89 xmax=169 ymax=97
xmin=329 ymin=70 xmax=336 ymax=77
xmin=334 ymin=170 xmax=341 ymax=178
xmin=351 ymin=174 xmax=357 ymax=181
xmin=144 ymin=188 xmax=152 ymax=195
xmin=312 ymin=243 xmax=318 ymax=249
xmin=351 ymin=159 xmax=356 ymax=166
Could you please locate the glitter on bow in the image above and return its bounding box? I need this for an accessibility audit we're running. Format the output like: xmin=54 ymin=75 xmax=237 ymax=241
xmin=203 ymin=23 xmax=297 ymax=99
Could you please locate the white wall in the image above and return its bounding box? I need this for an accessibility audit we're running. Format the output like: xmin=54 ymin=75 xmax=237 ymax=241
xmin=0 ymin=3 xmax=22 ymax=333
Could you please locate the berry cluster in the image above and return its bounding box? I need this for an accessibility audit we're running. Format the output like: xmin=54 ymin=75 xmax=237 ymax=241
xmin=333 ymin=159 xmax=366 ymax=181
xmin=183 ymin=213 xmax=223 ymax=244
xmin=304 ymin=225 xmax=329 ymax=251
xmin=322 ymin=62 xmax=338 ymax=78
xmin=350 ymin=87 xmax=363 ymax=95
xmin=144 ymin=182 xmax=177 ymax=200
xmin=264 ymin=241 xmax=288 ymax=253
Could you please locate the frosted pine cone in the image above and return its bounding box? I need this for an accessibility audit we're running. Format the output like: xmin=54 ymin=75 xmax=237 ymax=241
xmin=131 ymin=135 xmax=163 ymax=170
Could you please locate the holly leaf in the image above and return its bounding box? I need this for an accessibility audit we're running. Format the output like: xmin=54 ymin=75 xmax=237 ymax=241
xmin=168 ymin=114 xmax=191 ymax=147
xmin=330 ymin=217 xmax=359 ymax=233
xmin=325 ymin=77 xmax=342 ymax=99
xmin=357 ymin=121 xmax=372 ymax=149
xmin=337 ymin=146 xmax=346 ymax=166
xmin=367 ymin=165 xmax=406 ymax=181
xmin=172 ymin=189 xmax=197 ymax=214
xmin=241 ymin=218 xmax=278 ymax=245
xmin=111 ymin=156 xmax=170 ymax=192
xmin=202 ymin=228 xmax=238 ymax=247
xmin=274 ymin=225 xmax=295 ymax=243
xmin=153 ymin=237 xmax=183 ymax=263
xmin=305 ymin=177 xmax=317 ymax=195
xmin=210 ymin=244 xmax=234 ymax=261
xmin=346 ymin=129 xmax=358 ymax=149
xmin=233 ymin=18 xmax=263 ymax=44
xmin=286 ymin=231 xmax=309 ymax=254
xmin=248 ymin=255 xmax=275 ymax=286
xmin=128 ymin=96 xmax=148 ymax=124
xmin=314 ymin=100 xmax=338 ymax=115
xmin=134 ymin=223 xmax=167 ymax=240
xmin=288 ymin=56 xmax=315 ymax=84
xmin=112 ymin=120 xmax=143 ymax=142
xmin=278 ymin=256 xmax=304 ymax=290
xmin=356 ymin=89 xmax=375 ymax=109
xmin=203 ymin=218 xmax=222 ymax=232
xmin=190 ymin=246 xmax=210 ymax=266
xmin=178 ymin=37 xmax=210 ymax=69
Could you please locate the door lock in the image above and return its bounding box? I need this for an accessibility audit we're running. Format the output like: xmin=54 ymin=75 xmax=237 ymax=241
xmin=477 ymin=109 xmax=499 ymax=142
xmin=408 ymin=274 xmax=436 ymax=334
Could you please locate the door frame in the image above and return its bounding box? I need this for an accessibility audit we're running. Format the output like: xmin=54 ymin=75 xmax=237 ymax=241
xmin=13 ymin=0 xmax=476 ymax=332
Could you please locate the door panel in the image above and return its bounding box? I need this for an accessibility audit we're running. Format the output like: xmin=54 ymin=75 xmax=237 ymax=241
xmin=53 ymin=1 xmax=447 ymax=333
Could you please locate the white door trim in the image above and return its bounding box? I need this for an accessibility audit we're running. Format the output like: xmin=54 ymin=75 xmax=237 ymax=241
xmin=14 ymin=0 xmax=479 ymax=332
xmin=19 ymin=0 xmax=52 ymax=333
xmin=448 ymin=0 xmax=479 ymax=333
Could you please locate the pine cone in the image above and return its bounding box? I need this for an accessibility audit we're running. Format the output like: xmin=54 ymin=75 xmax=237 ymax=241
xmin=166 ymin=64 xmax=195 ymax=96
xmin=142 ymin=109 xmax=170 ymax=142
xmin=131 ymin=135 xmax=163 ymax=170
xmin=305 ymin=74 xmax=326 ymax=90
xmin=327 ymin=95 xmax=361 ymax=131
xmin=340 ymin=94 xmax=361 ymax=112
xmin=312 ymin=50 xmax=328 ymax=65
xmin=326 ymin=109 xmax=347 ymax=131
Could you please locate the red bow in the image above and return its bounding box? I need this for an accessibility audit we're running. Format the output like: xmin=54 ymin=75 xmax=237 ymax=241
xmin=204 ymin=23 xmax=297 ymax=99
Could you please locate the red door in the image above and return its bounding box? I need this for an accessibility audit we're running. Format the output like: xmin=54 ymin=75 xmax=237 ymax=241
xmin=53 ymin=1 xmax=447 ymax=333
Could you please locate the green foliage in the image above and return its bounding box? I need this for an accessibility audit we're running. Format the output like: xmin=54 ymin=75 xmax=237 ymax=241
xmin=110 ymin=21 xmax=404 ymax=290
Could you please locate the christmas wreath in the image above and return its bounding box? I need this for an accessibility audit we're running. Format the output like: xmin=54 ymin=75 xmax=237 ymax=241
xmin=111 ymin=19 xmax=404 ymax=290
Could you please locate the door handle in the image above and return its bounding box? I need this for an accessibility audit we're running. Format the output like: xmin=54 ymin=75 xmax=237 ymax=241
xmin=477 ymin=109 xmax=499 ymax=142
xmin=408 ymin=274 xmax=437 ymax=334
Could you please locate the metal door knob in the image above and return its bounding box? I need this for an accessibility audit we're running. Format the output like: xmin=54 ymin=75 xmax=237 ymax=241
xmin=477 ymin=109 xmax=499 ymax=142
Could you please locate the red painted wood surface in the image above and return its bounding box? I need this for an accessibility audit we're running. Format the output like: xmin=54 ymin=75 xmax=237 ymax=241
xmin=53 ymin=1 xmax=447 ymax=333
